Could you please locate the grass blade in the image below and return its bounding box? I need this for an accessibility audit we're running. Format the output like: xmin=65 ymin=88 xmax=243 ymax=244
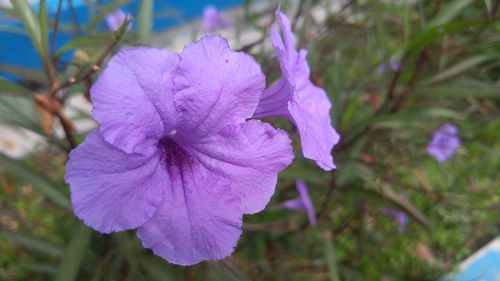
xmin=0 ymin=230 xmax=65 ymax=257
xmin=55 ymin=224 xmax=92 ymax=281
xmin=0 ymin=152 xmax=70 ymax=210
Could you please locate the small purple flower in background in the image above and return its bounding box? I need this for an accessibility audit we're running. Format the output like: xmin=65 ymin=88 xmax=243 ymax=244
xmin=253 ymin=8 xmax=340 ymax=171
xmin=427 ymin=123 xmax=460 ymax=162
xmin=383 ymin=207 xmax=408 ymax=233
xmin=283 ymin=180 xmax=317 ymax=225
xmin=106 ymin=9 xmax=132 ymax=31
xmin=203 ymin=5 xmax=230 ymax=31
xmin=65 ymin=35 xmax=294 ymax=265
xmin=376 ymin=59 xmax=401 ymax=74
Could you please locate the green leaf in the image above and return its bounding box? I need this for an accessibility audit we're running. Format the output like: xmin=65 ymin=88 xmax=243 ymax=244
xmin=137 ymin=0 xmax=153 ymax=45
xmin=10 ymin=0 xmax=44 ymax=56
xmin=322 ymin=232 xmax=341 ymax=281
xmin=377 ymin=184 xmax=430 ymax=228
xmin=422 ymin=55 xmax=491 ymax=85
xmin=0 ymin=230 xmax=65 ymax=257
xmin=0 ymin=63 xmax=47 ymax=84
xmin=405 ymin=20 xmax=485 ymax=55
xmin=38 ymin=0 xmax=49 ymax=56
xmin=56 ymin=32 xmax=115 ymax=55
xmin=0 ymin=152 xmax=70 ymax=210
xmin=0 ymin=77 xmax=31 ymax=96
xmin=55 ymin=224 xmax=92 ymax=281
xmin=428 ymin=0 xmax=474 ymax=27
xmin=417 ymin=79 xmax=500 ymax=98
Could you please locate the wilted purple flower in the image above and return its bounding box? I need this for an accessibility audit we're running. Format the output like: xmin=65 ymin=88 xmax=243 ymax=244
xmin=106 ymin=9 xmax=132 ymax=31
xmin=283 ymin=180 xmax=317 ymax=225
xmin=383 ymin=207 xmax=408 ymax=233
xmin=65 ymin=36 xmax=293 ymax=265
xmin=203 ymin=5 xmax=230 ymax=31
xmin=427 ymin=123 xmax=460 ymax=162
xmin=253 ymin=8 xmax=340 ymax=171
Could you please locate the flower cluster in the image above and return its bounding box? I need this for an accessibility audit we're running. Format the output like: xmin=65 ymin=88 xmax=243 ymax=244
xmin=65 ymin=8 xmax=338 ymax=265
xmin=427 ymin=123 xmax=460 ymax=162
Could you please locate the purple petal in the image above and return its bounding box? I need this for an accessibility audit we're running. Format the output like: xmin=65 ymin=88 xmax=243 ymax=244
xmin=295 ymin=180 xmax=317 ymax=225
xmin=137 ymin=159 xmax=242 ymax=266
xmin=65 ymin=130 xmax=167 ymax=234
xmin=289 ymin=83 xmax=340 ymax=170
xmin=91 ymin=47 xmax=179 ymax=154
xmin=390 ymin=60 xmax=401 ymax=72
xmin=185 ymin=120 xmax=294 ymax=214
xmin=283 ymin=198 xmax=304 ymax=209
xmin=253 ymin=10 xmax=340 ymax=170
xmin=173 ymin=35 xmax=265 ymax=139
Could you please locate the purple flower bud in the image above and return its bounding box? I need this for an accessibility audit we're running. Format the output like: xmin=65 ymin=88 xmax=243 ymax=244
xmin=203 ymin=5 xmax=230 ymax=31
xmin=106 ymin=9 xmax=132 ymax=31
xmin=283 ymin=180 xmax=317 ymax=225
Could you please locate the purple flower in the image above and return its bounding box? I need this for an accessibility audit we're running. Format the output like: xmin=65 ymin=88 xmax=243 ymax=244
xmin=383 ymin=207 xmax=409 ymax=233
xmin=106 ymin=9 xmax=132 ymax=31
xmin=64 ymin=36 xmax=294 ymax=265
xmin=203 ymin=5 xmax=230 ymax=31
xmin=390 ymin=60 xmax=401 ymax=72
xmin=376 ymin=60 xmax=401 ymax=74
xmin=427 ymin=123 xmax=460 ymax=162
xmin=283 ymin=180 xmax=317 ymax=225
xmin=253 ymin=8 xmax=340 ymax=171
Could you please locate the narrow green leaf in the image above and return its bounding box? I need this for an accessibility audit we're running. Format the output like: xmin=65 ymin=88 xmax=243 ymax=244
xmin=422 ymin=55 xmax=490 ymax=85
xmin=0 ymin=63 xmax=47 ymax=84
xmin=10 ymin=0 xmax=44 ymax=56
xmin=405 ymin=20 xmax=485 ymax=55
xmin=0 ymin=77 xmax=31 ymax=96
xmin=378 ymin=184 xmax=430 ymax=228
xmin=0 ymin=152 xmax=70 ymax=210
xmin=38 ymin=0 xmax=49 ymax=56
xmin=428 ymin=0 xmax=474 ymax=27
xmin=322 ymin=232 xmax=341 ymax=281
xmin=0 ymin=230 xmax=65 ymax=257
xmin=56 ymin=32 xmax=115 ymax=55
xmin=55 ymin=224 xmax=92 ymax=281
xmin=137 ymin=0 xmax=153 ymax=45
xmin=417 ymin=79 xmax=500 ymax=98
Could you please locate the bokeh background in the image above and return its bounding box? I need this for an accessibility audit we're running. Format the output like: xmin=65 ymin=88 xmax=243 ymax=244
xmin=0 ymin=0 xmax=499 ymax=280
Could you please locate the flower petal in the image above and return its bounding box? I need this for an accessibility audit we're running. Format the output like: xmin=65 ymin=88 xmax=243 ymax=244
xmin=173 ymin=35 xmax=265 ymax=138
xmin=289 ymin=83 xmax=340 ymax=170
xmin=137 ymin=159 xmax=242 ymax=266
xmin=65 ymin=130 xmax=167 ymax=234
xmin=91 ymin=47 xmax=179 ymax=154
xmin=186 ymin=120 xmax=294 ymax=214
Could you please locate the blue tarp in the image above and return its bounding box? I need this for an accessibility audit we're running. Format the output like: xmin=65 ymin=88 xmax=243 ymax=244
xmin=0 ymin=0 xmax=242 ymax=80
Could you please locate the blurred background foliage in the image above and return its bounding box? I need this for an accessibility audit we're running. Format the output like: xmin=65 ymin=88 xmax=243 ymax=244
xmin=0 ymin=0 xmax=499 ymax=280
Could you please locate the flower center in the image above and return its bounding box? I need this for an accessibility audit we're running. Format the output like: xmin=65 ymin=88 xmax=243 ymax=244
xmin=160 ymin=137 xmax=192 ymax=167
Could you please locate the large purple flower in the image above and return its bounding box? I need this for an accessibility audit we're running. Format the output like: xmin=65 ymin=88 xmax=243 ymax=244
xmin=253 ymin=9 xmax=340 ymax=170
xmin=203 ymin=5 xmax=230 ymax=31
xmin=283 ymin=180 xmax=317 ymax=225
xmin=65 ymin=36 xmax=294 ymax=265
xmin=427 ymin=123 xmax=460 ymax=162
